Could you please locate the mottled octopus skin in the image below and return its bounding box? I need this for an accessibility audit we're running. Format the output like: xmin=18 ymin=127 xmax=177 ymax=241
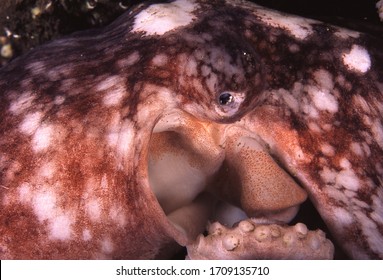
xmin=0 ymin=0 xmax=382 ymax=259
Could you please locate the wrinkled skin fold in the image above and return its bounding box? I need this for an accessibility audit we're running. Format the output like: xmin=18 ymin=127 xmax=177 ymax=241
xmin=0 ymin=0 xmax=382 ymax=259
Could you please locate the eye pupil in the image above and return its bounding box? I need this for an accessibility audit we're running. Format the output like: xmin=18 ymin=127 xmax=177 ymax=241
xmin=219 ymin=92 xmax=234 ymax=105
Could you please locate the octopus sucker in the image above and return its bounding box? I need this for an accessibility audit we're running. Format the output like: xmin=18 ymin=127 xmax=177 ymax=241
xmin=0 ymin=0 xmax=382 ymax=259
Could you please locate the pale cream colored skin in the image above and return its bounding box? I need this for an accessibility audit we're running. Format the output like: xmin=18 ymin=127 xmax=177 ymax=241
xmin=148 ymin=110 xmax=333 ymax=259
xmin=150 ymin=110 xmax=308 ymax=224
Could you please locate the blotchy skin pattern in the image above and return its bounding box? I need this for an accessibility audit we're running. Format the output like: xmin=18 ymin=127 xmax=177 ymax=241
xmin=186 ymin=220 xmax=334 ymax=259
xmin=0 ymin=0 xmax=382 ymax=259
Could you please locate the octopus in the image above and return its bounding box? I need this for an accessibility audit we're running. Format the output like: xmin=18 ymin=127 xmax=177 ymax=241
xmin=0 ymin=0 xmax=382 ymax=260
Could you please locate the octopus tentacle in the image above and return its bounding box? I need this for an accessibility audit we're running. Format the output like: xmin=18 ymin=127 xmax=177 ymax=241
xmin=186 ymin=220 xmax=334 ymax=260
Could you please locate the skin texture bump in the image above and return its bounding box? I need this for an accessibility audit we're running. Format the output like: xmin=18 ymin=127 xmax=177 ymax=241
xmin=0 ymin=0 xmax=382 ymax=259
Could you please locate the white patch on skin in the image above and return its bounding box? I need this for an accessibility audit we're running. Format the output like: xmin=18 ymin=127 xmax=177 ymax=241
xmin=133 ymin=0 xmax=198 ymax=36
xmin=342 ymin=45 xmax=371 ymax=73
xmin=313 ymin=69 xmax=334 ymax=90
xmin=186 ymin=57 xmax=198 ymax=77
xmin=101 ymin=237 xmax=114 ymax=254
xmin=151 ymin=53 xmax=168 ymax=66
xmin=97 ymin=76 xmax=126 ymax=107
xmin=116 ymin=120 xmax=136 ymax=161
xmin=117 ymin=51 xmax=140 ymax=68
xmin=19 ymin=111 xmax=44 ymax=135
xmin=49 ymin=214 xmax=73 ymax=240
xmin=106 ymin=112 xmax=122 ymax=148
xmin=86 ymin=198 xmax=102 ymax=222
xmin=32 ymin=188 xmax=57 ymax=222
xmin=301 ymin=99 xmax=319 ymax=118
xmin=336 ymin=169 xmax=360 ymax=191
xmin=103 ymin=88 xmax=126 ymax=107
xmin=17 ymin=184 xmax=74 ymax=241
xmin=288 ymin=43 xmax=300 ymax=53
xmin=209 ymin=48 xmax=243 ymax=79
xmin=83 ymin=229 xmax=92 ymax=241
xmin=38 ymin=162 xmax=56 ymax=179
xmin=109 ymin=205 xmax=127 ymax=228
xmin=32 ymin=124 xmax=53 ymax=152
xmin=201 ymin=65 xmax=211 ymax=76
xmin=25 ymin=61 xmax=47 ymax=76
xmin=18 ymin=183 xmax=32 ymax=203
xmin=9 ymin=91 xmax=36 ymax=115
xmin=371 ymin=119 xmax=383 ymax=149
xmin=254 ymin=7 xmax=315 ymax=39
xmin=362 ymin=115 xmax=372 ymax=126
xmin=83 ymin=178 xmax=106 ymax=223
xmin=339 ymin=158 xmax=352 ymax=169
xmin=320 ymin=143 xmax=335 ymax=156
xmin=307 ymin=122 xmax=321 ymax=133
xmin=96 ymin=75 xmax=123 ymax=91
xmin=334 ymin=28 xmax=360 ymax=39
xmin=321 ymin=123 xmax=332 ymax=132
xmin=278 ymin=88 xmax=299 ymax=113
xmin=54 ymin=95 xmax=66 ymax=105
xmin=308 ymin=86 xmax=338 ymax=113
xmin=332 ymin=207 xmax=354 ymax=225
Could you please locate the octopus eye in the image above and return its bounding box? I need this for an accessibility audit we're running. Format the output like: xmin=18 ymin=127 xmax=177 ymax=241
xmin=218 ymin=92 xmax=234 ymax=105
xmin=215 ymin=91 xmax=246 ymax=118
